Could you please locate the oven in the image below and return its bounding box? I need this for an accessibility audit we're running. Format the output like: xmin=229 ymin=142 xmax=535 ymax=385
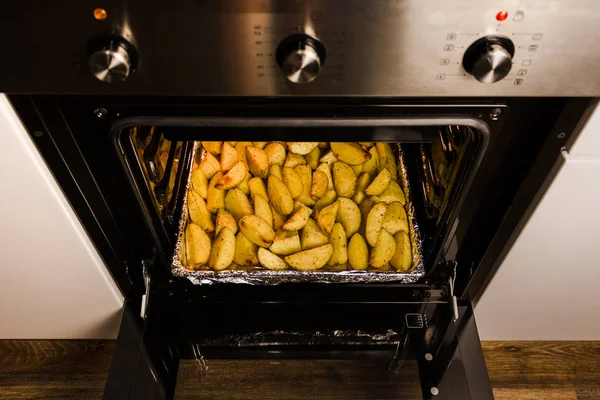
xmin=2 ymin=1 xmax=599 ymax=399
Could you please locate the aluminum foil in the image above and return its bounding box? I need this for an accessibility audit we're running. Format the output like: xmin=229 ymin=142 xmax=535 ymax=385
xmin=172 ymin=142 xmax=425 ymax=285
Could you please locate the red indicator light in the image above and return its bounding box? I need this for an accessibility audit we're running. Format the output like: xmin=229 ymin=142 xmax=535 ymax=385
xmin=496 ymin=11 xmax=508 ymax=21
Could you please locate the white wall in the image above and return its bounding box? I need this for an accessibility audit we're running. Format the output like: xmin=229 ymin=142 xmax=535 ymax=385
xmin=0 ymin=95 xmax=123 ymax=339
xmin=476 ymin=104 xmax=600 ymax=340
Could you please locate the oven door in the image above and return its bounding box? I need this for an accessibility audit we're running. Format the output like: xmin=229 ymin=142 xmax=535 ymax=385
xmin=104 ymin=286 xmax=492 ymax=400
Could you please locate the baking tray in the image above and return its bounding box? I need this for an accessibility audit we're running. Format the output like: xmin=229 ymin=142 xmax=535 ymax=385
xmin=171 ymin=142 xmax=424 ymax=285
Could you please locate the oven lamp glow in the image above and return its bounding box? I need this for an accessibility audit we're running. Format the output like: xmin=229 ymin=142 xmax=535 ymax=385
xmin=496 ymin=11 xmax=508 ymax=21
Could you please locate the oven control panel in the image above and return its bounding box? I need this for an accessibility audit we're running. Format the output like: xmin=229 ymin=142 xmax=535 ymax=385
xmin=1 ymin=0 xmax=600 ymax=96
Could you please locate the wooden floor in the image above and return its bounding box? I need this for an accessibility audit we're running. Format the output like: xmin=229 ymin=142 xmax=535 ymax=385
xmin=0 ymin=341 xmax=599 ymax=399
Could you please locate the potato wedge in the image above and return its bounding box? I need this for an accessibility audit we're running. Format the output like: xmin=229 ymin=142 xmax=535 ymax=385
xmin=239 ymin=215 xmax=275 ymax=247
xmin=283 ymin=167 xmax=303 ymax=199
xmin=282 ymin=205 xmax=311 ymax=231
xmin=294 ymin=164 xmax=316 ymax=206
xmin=305 ymin=146 xmax=321 ymax=169
xmin=336 ymin=197 xmax=361 ymax=237
xmin=378 ymin=180 xmax=406 ymax=205
xmin=208 ymin=227 xmax=235 ymax=270
xmin=313 ymin=189 xmax=338 ymax=216
xmin=265 ymin=142 xmax=286 ymax=166
xmin=253 ymin=193 xmax=273 ymax=228
xmin=227 ymin=141 xmax=238 ymax=147
xmin=359 ymin=142 xmax=374 ymax=148
xmin=225 ymin=188 xmax=253 ymax=221
xmin=381 ymin=202 xmax=408 ymax=235
xmin=215 ymin=161 xmax=247 ymax=189
xmin=248 ymin=176 xmax=269 ymax=201
xmin=352 ymin=172 xmax=371 ymax=204
xmin=215 ymin=209 xmax=238 ymax=236
xmin=237 ymin=171 xmax=251 ymax=195
xmin=317 ymin=200 xmax=339 ymax=235
xmin=327 ymin=223 xmax=348 ymax=266
xmin=348 ymin=233 xmax=368 ymax=270
xmin=191 ymin=167 xmax=209 ymax=199
xmin=319 ymin=150 xmax=338 ymax=166
xmin=316 ymin=163 xmax=334 ymax=190
xmin=288 ymin=142 xmax=320 ymax=155
xmin=200 ymin=152 xmax=220 ymax=179
xmin=376 ymin=143 xmax=397 ymax=180
xmin=284 ymin=153 xmax=306 ymax=168
xmin=245 ymin=146 xmax=270 ymax=178
xmin=207 ymin=171 xmax=226 ymax=213
xmin=235 ymin=141 xmax=253 ymax=165
xmin=365 ymin=168 xmax=391 ymax=196
xmin=370 ymin=229 xmax=396 ymax=268
xmin=185 ymin=223 xmax=211 ymax=267
xmin=351 ymin=164 xmax=363 ymax=176
xmin=332 ymin=162 xmax=357 ymax=198
xmin=285 ymin=244 xmax=333 ymax=271
xmin=300 ymin=218 xmax=330 ymax=250
xmin=258 ymin=247 xmax=288 ymax=270
xmin=318 ymin=142 xmax=330 ymax=149
xmin=363 ymin=147 xmax=379 ymax=178
xmin=390 ymin=230 xmax=412 ymax=271
xmin=268 ymin=175 xmax=294 ymax=215
xmin=253 ymin=141 xmax=268 ymax=150
xmin=330 ymin=142 xmax=372 ymax=165
xmin=188 ymin=190 xmax=215 ymax=232
xmin=234 ymin=231 xmax=259 ymax=266
xmin=202 ymin=141 xmax=222 ymax=155
xmin=270 ymin=230 xmax=302 ymax=256
xmin=311 ymin=170 xmax=328 ymax=199
xmin=272 ymin=205 xmax=287 ymax=230
xmin=366 ymin=201 xmax=388 ymax=246
xmin=269 ymin=164 xmax=283 ymax=180
xmin=220 ymin=142 xmax=239 ymax=172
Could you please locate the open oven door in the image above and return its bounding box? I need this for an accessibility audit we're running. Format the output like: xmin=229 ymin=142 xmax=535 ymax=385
xmin=103 ymin=284 xmax=493 ymax=400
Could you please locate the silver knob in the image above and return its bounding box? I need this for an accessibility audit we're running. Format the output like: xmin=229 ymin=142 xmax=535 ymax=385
xmin=282 ymin=44 xmax=322 ymax=84
xmin=89 ymin=44 xmax=131 ymax=83
xmin=463 ymin=36 xmax=514 ymax=84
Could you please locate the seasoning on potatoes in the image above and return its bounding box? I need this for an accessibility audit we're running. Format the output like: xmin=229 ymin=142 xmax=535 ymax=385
xmin=288 ymin=142 xmax=320 ymax=155
xmin=390 ymin=230 xmax=412 ymax=271
xmin=348 ymin=233 xmax=368 ymax=270
xmin=225 ymin=188 xmax=253 ymax=221
xmin=336 ymin=197 xmax=361 ymax=238
xmin=378 ymin=180 xmax=406 ymax=205
xmin=365 ymin=168 xmax=391 ymax=196
xmin=330 ymin=142 xmax=372 ymax=165
xmin=284 ymin=244 xmax=334 ymax=271
xmin=376 ymin=143 xmax=397 ymax=180
xmin=370 ymin=229 xmax=396 ymax=268
xmin=258 ymin=247 xmax=289 ymax=270
xmin=215 ymin=160 xmax=247 ymax=189
xmin=332 ymin=161 xmax=357 ymax=198
xmin=208 ymin=227 xmax=236 ymax=270
xmin=246 ymin=146 xmax=270 ymax=178
xmin=294 ymin=164 xmax=316 ymax=206
xmin=283 ymin=167 xmax=303 ymax=199
xmin=305 ymin=146 xmax=321 ymax=169
xmin=284 ymin=153 xmax=307 ymax=168
xmin=268 ymin=175 xmax=294 ymax=215
xmin=265 ymin=142 xmax=286 ymax=166
xmin=200 ymin=152 xmax=221 ymax=179
xmin=381 ymin=202 xmax=408 ymax=235
xmin=202 ymin=141 xmax=222 ymax=155
xmin=191 ymin=167 xmax=209 ymax=199
xmin=317 ymin=201 xmax=339 ymax=235
xmin=311 ymin=170 xmax=328 ymax=199
xmin=234 ymin=231 xmax=259 ymax=266
xmin=220 ymin=142 xmax=239 ymax=172
xmin=206 ymin=171 xmax=226 ymax=213
xmin=248 ymin=176 xmax=269 ymax=201
xmin=300 ymin=218 xmax=329 ymax=250
xmin=327 ymin=223 xmax=348 ymax=266
xmin=282 ymin=205 xmax=311 ymax=231
xmin=215 ymin=209 xmax=238 ymax=236
xmin=270 ymin=230 xmax=302 ymax=256
xmin=365 ymin=201 xmax=388 ymax=246
xmin=253 ymin=193 xmax=273 ymax=228
xmin=185 ymin=223 xmax=211 ymax=267
xmin=239 ymin=215 xmax=275 ymax=247
xmin=188 ymin=190 xmax=215 ymax=232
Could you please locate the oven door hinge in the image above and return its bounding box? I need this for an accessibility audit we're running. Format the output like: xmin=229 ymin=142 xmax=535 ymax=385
xmin=140 ymin=259 xmax=152 ymax=319
xmin=448 ymin=261 xmax=459 ymax=322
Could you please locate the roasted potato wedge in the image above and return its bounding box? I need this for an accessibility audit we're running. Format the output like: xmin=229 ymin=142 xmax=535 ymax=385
xmin=235 ymin=142 xmax=253 ymax=165
xmin=253 ymin=193 xmax=273 ymax=228
xmin=239 ymin=215 xmax=275 ymax=247
xmin=300 ymin=218 xmax=329 ymax=250
xmin=358 ymin=196 xmax=377 ymax=235
xmin=185 ymin=223 xmax=211 ymax=267
xmin=253 ymin=141 xmax=268 ymax=149
xmin=220 ymin=142 xmax=239 ymax=172
xmin=215 ymin=209 xmax=238 ymax=236
xmin=378 ymin=180 xmax=406 ymax=205
xmin=366 ymin=201 xmax=388 ymax=246
xmin=282 ymin=204 xmax=311 ymax=231
xmin=202 ymin=141 xmax=222 ymax=155
xmin=311 ymin=170 xmax=328 ymax=199
xmin=359 ymin=142 xmax=374 ymax=148
xmin=381 ymin=202 xmax=408 ymax=235
xmin=207 ymin=171 xmax=226 ymax=213
xmin=390 ymin=230 xmax=412 ymax=271
xmin=269 ymin=164 xmax=283 ymax=180
xmin=246 ymin=146 xmax=270 ymax=178
xmin=376 ymin=143 xmax=397 ymax=180
xmin=348 ymin=233 xmax=368 ymax=270
xmin=191 ymin=167 xmax=209 ymax=199
xmin=365 ymin=168 xmax=391 ymax=196
xmin=336 ymin=197 xmax=361 ymax=237
xmin=234 ymin=231 xmax=259 ymax=266
xmin=319 ymin=150 xmax=338 ymax=166
xmin=258 ymin=247 xmax=288 ymax=270
xmin=284 ymin=153 xmax=306 ymax=168
xmin=363 ymin=147 xmax=379 ymax=178
xmin=268 ymin=175 xmax=294 ymax=215
xmin=288 ymin=142 xmax=320 ymax=155
xmin=215 ymin=161 xmax=247 ymax=189
xmin=225 ymin=188 xmax=253 ymax=221
xmin=370 ymin=229 xmax=396 ymax=268
xmin=317 ymin=200 xmax=339 ymax=235
xmin=352 ymin=172 xmax=371 ymax=204
xmin=237 ymin=172 xmax=251 ymax=195
xmin=188 ymin=190 xmax=215 ymax=232
xmin=248 ymin=176 xmax=269 ymax=201
xmin=208 ymin=227 xmax=235 ymax=270
xmin=327 ymin=223 xmax=348 ymax=266
xmin=284 ymin=244 xmax=333 ymax=271
xmin=313 ymin=189 xmax=338 ymax=217
xmin=283 ymin=167 xmax=303 ymax=199
xmin=305 ymin=146 xmax=321 ymax=169
xmin=332 ymin=162 xmax=357 ymax=198
xmin=265 ymin=142 xmax=286 ymax=166
xmin=316 ymin=163 xmax=334 ymax=190
xmin=330 ymin=142 xmax=372 ymax=165
xmin=270 ymin=230 xmax=302 ymax=256
xmin=200 ymin=152 xmax=220 ymax=179
xmin=272 ymin=205 xmax=287 ymax=230
xmin=294 ymin=164 xmax=316 ymax=206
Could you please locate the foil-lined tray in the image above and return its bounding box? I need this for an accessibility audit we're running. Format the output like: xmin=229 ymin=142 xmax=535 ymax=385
xmin=171 ymin=142 xmax=424 ymax=285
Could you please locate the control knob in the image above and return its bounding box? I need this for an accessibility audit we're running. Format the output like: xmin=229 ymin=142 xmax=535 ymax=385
xmin=462 ymin=36 xmax=515 ymax=84
xmin=88 ymin=38 xmax=137 ymax=83
xmin=276 ymin=34 xmax=327 ymax=84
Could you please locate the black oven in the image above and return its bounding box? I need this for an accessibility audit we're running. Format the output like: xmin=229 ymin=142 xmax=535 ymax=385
xmin=2 ymin=1 xmax=599 ymax=399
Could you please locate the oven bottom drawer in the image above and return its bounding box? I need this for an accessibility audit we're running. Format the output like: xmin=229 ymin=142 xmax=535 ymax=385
xmin=103 ymin=291 xmax=493 ymax=400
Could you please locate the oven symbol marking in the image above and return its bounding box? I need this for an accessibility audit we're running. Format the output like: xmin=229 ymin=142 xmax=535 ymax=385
xmin=443 ymin=44 xmax=454 ymax=51
xmin=436 ymin=74 xmax=445 ymax=80
xmin=405 ymin=313 xmax=424 ymax=329
xmin=522 ymin=59 xmax=532 ymax=66
xmin=514 ymin=78 xmax=524 ymax=85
